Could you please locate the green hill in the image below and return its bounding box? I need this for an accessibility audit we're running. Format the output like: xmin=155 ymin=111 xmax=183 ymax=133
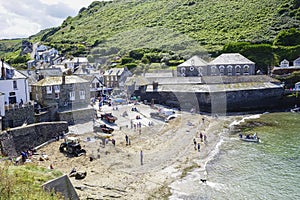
xmin=1 ymin=0 xmax=300 ymax=71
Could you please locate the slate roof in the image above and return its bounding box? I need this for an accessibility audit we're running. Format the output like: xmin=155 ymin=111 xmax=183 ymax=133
xmin=178 ymin=55 xmax=208 ymax=67
xmin=125 ymin=76 xmax=150 ymax=86
xmin=104 ymin=68 xmax=125 ymax=76
xmin=209 ymin=53 xmax=255 ymax=65
xmin=1 ymin=62 xmax=27 ymax=79
xmin=62 ymin=57 xmax=88 ymax=64
xmin=146 ymin=81 xmax=282 ymax=93
xmin=32 ymin=75 xmax=88 ymax=86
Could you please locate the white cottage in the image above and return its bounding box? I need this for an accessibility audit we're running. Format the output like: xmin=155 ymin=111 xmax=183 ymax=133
xmin=295 ymin=82 xmax=300 ymax=91
xmin=0 ymin=60 xmax=30 ymax=116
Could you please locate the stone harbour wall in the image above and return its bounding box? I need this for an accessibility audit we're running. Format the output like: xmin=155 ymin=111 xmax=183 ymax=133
xmin=58 ymin=107 xmax=94 ymax=125
xmin=0 ymin=121 xmax=68 ymax=157
xmin=139 ymin=87 xmax=284 ymax=113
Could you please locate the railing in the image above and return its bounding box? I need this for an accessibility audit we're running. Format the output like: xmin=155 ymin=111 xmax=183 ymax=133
xmin=5 ymin=101 xmax=34 ymax=111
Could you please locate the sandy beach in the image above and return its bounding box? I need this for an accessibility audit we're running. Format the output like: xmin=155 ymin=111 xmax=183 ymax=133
xmin=32 ymin=102 xmax=238 ymax=199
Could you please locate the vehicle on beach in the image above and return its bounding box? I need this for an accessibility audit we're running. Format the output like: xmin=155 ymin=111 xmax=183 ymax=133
xmin=94 ymin=124 xmax=114 ymax=134
xmin=239 ymin=133 xmax=260 ymax=143
xmin=59 ymin=137 xmax=86 ymax=156
xmin=150 ymin=108 xmax=176 ymax=122
xmin=100 ymin=112 xmax=118 ymax=123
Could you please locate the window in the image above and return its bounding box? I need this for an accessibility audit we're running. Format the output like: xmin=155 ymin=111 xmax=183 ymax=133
xmin=55 ymin=93 xmax=60 ymax=99
xmin=219 ymin=66 xmax=225 ymax=75
xmin=235 ymin=65 xmax=241 ymax=75
xmin=13 ymin=81 xmax=17 ymax=89
xmin=243 ymin=65 xmax=249 ymax=75
xmin=198 ymin=67 xmax=203 ymax=76
xmin=96 ymin=82 xmax=100 ymax=88
xmin=227 ymin=65 xmax=233 ymax=76
xmin=180 ymin=67 xmax=186 ymax=77
xmin=70 ymin=84 xmax=74 ymax=90
xmin=53 ymin=85 xmax=60 ymax=93
xmin=69 ymin=91 xmax=75 ymax=101
xmin=46 ymin=86 xmax=52 ymax=94
xmin=79 ymin=90 xmax=85 ymax=99
xmin=211 ymin=66 xmax=218 ymax=76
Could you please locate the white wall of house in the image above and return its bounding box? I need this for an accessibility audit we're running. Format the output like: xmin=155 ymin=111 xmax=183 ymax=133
xmin=295 ymin=82 xmax=300 ymax=91
xmin=0 ymin=79 xmax=30 ymax=105
xmin=0 ymin=93 xmax=5 ymax=116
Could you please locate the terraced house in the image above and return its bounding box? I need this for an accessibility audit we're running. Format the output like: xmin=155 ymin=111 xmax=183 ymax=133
xmin=31 ymin=75 xmax=90 ymax=110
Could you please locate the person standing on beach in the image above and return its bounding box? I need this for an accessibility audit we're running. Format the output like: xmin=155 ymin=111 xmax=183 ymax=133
xmin=193 ymin=138 xmax=197 ymax=150
xmin=197 ymin=143 xmax=201 ymax=152
xmin=125 ymin=135 xmax=129 ymax=145
xmin=140 ymin=150 xmax=143 ymax=165
xmin=199 ymin=132 xmax=203 ymax=142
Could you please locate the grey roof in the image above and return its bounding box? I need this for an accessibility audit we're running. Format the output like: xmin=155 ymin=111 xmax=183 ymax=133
xmin=125 ymin=76 xmax=150 ymax=86
xmin=178 ymin=55 xmax=208 ymax=67
xmin=143 ymin=75 xmax=279 ymax=85
xmin=209 ymin=53 xmax=255 ymax=65
xmin=145 ymin=76 xmax=202 ymax=85
xmin=144 ymin=70 xmax=174 ymax=78
xmin=32 ymin=75 xmax=88 ymax=86
xmin=1 ymin=62 xmax=27 ymax=79
xmin=104 ymin=68 xmax=125 ymax=76
xmin=146 ymin=81 xmax=282 ymax=93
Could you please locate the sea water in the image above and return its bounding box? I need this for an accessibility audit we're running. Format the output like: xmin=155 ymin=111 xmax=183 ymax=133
xmin=170 ymin=112 xmax=300 ymax=200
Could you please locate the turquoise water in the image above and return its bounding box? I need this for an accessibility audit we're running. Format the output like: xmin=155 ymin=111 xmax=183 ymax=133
xmin=170 ymin=112 xmax=300 ymax=199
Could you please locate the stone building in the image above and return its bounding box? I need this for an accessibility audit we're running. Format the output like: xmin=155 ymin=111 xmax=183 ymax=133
xmin=103 ymin=67 xmax=132 ymax=89
xmin=31 ymin=75 xmax=90 ymax=110
xmin=177 ymin=53 xmax=255 ymax=77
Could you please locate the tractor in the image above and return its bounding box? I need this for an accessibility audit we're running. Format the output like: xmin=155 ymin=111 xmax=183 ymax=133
xmin=59 ymin=137 xmax=86 ymax=157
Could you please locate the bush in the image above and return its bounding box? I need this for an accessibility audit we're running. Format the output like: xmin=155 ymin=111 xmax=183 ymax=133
xmin=273 ymin=28 xmax=300 ymax=46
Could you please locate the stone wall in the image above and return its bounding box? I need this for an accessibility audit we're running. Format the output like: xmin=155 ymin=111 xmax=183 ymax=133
xmin=138 ymin=87 xmax=284 ymax=113
xmin=2 ymin=105 xmax=35 ymax=129
xmin=58 ymin=107 xmax=94 ymax=125
xmin=0 ymin=121 xmax=68 ymax=157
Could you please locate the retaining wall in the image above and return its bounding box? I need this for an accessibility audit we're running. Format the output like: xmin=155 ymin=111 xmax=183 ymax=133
xmin=0 ymin=121 xmax=68 ymax=157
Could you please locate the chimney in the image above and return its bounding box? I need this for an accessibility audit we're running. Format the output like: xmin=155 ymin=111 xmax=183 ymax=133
xmin=1 ymin=58 xmax=5 ymax=79
xmin=62 ymin=73 xmax=66 ymax=85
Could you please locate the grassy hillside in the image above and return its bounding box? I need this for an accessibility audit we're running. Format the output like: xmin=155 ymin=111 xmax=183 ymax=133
xmin=1 ymin=0 xmax=300 ymax=71
xmin=34 ymin=0 xmax=298 ymax=51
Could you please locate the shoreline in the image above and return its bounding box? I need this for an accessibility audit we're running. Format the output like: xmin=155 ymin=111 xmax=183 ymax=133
xmin=27 ymin=103 xmax=259 ymax=199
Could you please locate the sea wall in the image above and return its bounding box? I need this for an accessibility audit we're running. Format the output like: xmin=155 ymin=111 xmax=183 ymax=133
xmin=138 ymin=87 xmax=284 ymax=113
xmin=0 ymin=121 xmax=68 ymax=157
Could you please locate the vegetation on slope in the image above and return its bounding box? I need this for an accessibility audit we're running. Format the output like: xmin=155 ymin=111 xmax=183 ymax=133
xmin=1 ymin=0 xmax=300 ymax=72
xmin=0 ymin=162 xmax=63 ymax=199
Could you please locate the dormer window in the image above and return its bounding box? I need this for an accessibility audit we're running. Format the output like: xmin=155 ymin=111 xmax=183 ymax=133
xmin=280 ymin=59 xmax=289 ymax=68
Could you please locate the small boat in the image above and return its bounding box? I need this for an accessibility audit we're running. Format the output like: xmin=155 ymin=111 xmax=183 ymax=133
xmin=240 ymin=137 xmax=260 ymax=143
xmin=239 ymin=133 xmax=260 ymax=143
